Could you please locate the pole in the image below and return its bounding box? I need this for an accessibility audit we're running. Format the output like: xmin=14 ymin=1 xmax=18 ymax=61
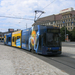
xmin=26 ymin=23 xmax=27 ymax=29
xmin=65 ymin=24 xmax=66 ymax=42
xmin=63 ymin=22 xmax=66 ymax=42
xmin=34 ymin=12 xmax=36 ymax=22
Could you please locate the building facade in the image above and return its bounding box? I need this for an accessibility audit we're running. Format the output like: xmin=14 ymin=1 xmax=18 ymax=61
xmin=33 ymin=7 xmax=75 ymax=31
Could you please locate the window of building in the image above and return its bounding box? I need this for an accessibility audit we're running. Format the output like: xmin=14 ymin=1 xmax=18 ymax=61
xmin=66 ymin=19 xmax=67 ymax=22
xmin=65 ymin=16 xmax=66 ymax=18
xmin=67 ymin=19 xmax=68 ymax=22
xmin=49 ymin=22 xmax=50 ymax=25
xmin=71 ymin=27 xmax=72 ymax=30
xmin=64 ymin=20 xmax=65 ymax=22
xmin=71 ymin=23 xmax=72 ymax=26
xmin=69 ymin=19 xmax=70 ymax=21
xmin=68 ymin=15 xmax=69 ymax=18
xmin=68 ymin=28 xmax=70 ymax=30
xmin=51 ymin=22 xmax=53 ymax=24
xmin=68 ymin=23 xmax=69 ymax=26
xmin=65 ymin=20 xmax=67 ymax=22
xmin=72 ymin=15 xmax=74 ymax=17
xmin=71 ymin=19 xmax=73 ymax=21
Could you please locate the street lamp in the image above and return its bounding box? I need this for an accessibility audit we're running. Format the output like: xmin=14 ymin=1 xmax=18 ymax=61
xmin=63 ymin=22 xmax=66 ymax=41
xmin=34 ymin=10 xmax=45 ymax=22
xmin=26 ymin=23 xmax=27 ymax=29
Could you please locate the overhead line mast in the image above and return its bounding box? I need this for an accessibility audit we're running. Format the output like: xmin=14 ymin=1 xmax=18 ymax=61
xmin=34 ymin=10 xmax=45 ymax=22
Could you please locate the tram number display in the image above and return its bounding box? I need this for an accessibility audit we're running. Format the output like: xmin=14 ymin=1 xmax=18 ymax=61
xmin=47 ymin=29 xmax=60 ymax=33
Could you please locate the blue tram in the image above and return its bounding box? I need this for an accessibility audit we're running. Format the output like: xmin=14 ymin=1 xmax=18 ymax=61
xmin=22 ymin=25 xmax=61 ymax=55
xmin=22 ymin=28 xmax=31 ymax=50
xmin=4 ymin=25 xmax=61 ymax=55
xmin=4 ymin=33 xmax=12 ymax=46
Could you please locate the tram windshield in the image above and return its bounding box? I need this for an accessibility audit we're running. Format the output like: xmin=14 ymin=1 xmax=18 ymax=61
xmin=46 ymin=32 xmax=61 ymax=47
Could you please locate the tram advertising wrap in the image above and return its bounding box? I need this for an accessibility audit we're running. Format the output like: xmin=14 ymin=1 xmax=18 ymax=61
xmin=4 ymin=33 xmax=12 ymax=46
xmin=12 ymin=30 xmax=21 ymax=48
xmin=4 ymin=25 xmax=61 ymax=55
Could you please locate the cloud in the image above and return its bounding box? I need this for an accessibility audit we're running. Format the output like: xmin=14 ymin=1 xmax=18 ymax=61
xmin=0 ymin=0 xmax=75 ymax=32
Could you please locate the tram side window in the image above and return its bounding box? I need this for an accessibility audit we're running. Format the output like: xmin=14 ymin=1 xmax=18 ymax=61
xmin=43 ymin=33 xmax=46 ymax=45
xmin=25 ymin=35 xmax=28 ymax=46
xmin=4 ymin=36 xmax=6 ymax=39
xmin=39 ymin=35 xmax=41 ymax=50
xmin=2 ymin=38 xmax=4 ymax=40
xmin=8 ymin=37 xmax=11 ymax=42
xmin=17 ymin=36 xmax=20 ymax=40
xmin=13 ymin=37 xmax=15 ymax=42
xmin=22 ymin=35 xmax=25 ymax=43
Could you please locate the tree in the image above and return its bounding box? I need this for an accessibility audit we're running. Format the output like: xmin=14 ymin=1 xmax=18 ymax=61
xmin=60 ymin=27 xmax=65 ymax=41
xmin=60 ymin=27 xmax=70 ymax=41
xmin=71 ymin=28 xmax=75 ymax=41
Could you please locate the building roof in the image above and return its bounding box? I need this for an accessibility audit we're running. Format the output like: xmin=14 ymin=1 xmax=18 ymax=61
xmin=71 ymin=10 xmax=75 ymax=15
xmin=37 ymin=15 xmax=55 ymax=21
xmin=33 ymin=15 xmax=55 ymax=26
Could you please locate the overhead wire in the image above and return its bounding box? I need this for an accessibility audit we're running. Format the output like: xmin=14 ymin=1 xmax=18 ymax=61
xmin=42 ymin=0 xmax=56 ymax=10
xmin=0 ymin=0 xmax=56 ymax=22
xmin=0 ymin=15 xmax=34 ymax=21
xmin=34 ymin=0 xmax=56 ymax=24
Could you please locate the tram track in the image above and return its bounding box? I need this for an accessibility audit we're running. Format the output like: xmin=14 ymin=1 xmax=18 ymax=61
xmin=0 ymin=42 xmax=75 ymax=75
xmin=47 ymin=55 xmax=75 ymax=69
xmin=30 ymin=53 xmax=75 ymax=75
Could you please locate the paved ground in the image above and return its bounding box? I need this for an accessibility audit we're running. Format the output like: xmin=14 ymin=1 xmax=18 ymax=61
xmin=62 ymin=42 xmax=75 ymax=47
xmin=62 ymin=42 xmax=75 ymax=58
xmin=62 ymin=47 xmax=75 ymax=58
xmin=0 ymin=43 xmax=69 ymax=75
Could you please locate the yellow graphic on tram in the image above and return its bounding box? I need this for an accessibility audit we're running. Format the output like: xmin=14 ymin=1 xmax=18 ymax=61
xmin=12 ymin=30 xmax=21 ymax=48
xmin=31 ymin=30 xmax=36 ymax=46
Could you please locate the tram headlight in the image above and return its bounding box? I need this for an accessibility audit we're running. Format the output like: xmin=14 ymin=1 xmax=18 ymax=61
xmin=50 ymin=48 xmax=51 ymax=50
xmin=59 ymin=47 xmax=61 ymax=49
xmin=59 ymin=47 xmax=61 ymax=51
xmin=48 ymin=48 xmax=51 ymax=51
xmin=59 ymin=50 xmax=61 ymax=51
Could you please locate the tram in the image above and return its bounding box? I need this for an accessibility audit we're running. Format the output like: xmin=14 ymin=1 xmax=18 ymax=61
xmin=4 ymin=25 xmax=61 ymax=55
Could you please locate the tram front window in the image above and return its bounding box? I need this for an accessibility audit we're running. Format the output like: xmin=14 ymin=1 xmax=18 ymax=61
xmin=46 ymin=33 xmax=60 ymax=47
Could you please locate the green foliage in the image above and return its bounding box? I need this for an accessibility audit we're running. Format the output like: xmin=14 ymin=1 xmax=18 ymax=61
xmin=60 ymin=27 xmax=65 ymax=41
xmin=71 ymin=28 xmax=75 ymax=41
xmin=60 ymin=27 xmax=71 ymax=41
xmin=60 ymin=27 xmax=75 ymax=41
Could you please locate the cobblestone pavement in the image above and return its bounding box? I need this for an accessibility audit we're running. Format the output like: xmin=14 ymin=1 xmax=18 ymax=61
xmin=0 ymin=43 xmax=69 ymax=75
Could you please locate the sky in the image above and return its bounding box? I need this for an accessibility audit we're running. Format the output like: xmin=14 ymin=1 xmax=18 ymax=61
xmin=0 ymin=0 xmax=75 ymax=32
